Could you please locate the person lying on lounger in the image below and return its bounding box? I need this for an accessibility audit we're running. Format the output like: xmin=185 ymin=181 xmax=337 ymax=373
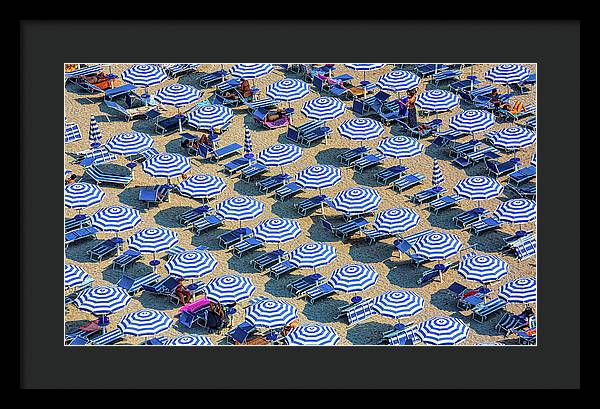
xmin=266 ymin=108 xmax=288 ymax=122
xmin=281 ymin=319 xmax=299 ymax=337
xmin=82 ymin=72 xmax=109 ymax=84
xmin=65 ymin=174 xmax=77 ymax=185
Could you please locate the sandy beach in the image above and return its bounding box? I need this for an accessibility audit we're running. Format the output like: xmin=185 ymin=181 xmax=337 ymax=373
xmin=64 ymin=63 xmax=537 ymax=346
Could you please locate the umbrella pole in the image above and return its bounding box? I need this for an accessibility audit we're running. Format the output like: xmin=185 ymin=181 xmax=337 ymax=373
xmin=178 ymin=107 xmax=183 ymax=133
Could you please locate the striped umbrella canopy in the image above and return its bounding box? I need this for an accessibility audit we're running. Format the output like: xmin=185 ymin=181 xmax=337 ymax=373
xmin=155 ymin=83 xmax=203 ymax=108
xmin=244 ymin=125 xmax=254 ymax=160
xmin=285 ymin=324 xmax=340 ymax=346
xmin=372 ymin=290 xmax=424 ymax=319
xmin=458 ymin=254 xmax=509 ymax=284
xmin=289 ymin=242 xmax=337 ymax=270
xmin=296 ymin=165 xmax=342 ymax=193
xmin=256 ymin=144 xmax=303 ymax=172
xmin=432 ymin=159 xmax=445 ymax=186
xmin=187 ymin=104 xmax=234 ymax=130
xmin=165 ymin=249 xmax=218 ymax=280
xmin=332 ymin=187 xmax=382 ymax=215
xmin=142 ymin=153 xmax=191 ymax=181
xmin=65 ymin=263 xmax=91 ymax=289
xmin=177 ymin=174 xmax=227 ymax=199
xmin=118 ymin=309 xmax=174 ymax=337
xmin=301 ymin=97 xmax=346 ymax=121
xmin=454 ymin=176 xmax=504 ymax=203
xmin=64 ymin=183 xmax=105 ymax=210
xmin=166 ymin=334 xmax=214 ymax=346
xmin=338 ymin=118 xmax=384 ymax=144
xmin=411 ymin=231 xmax=463 ymax=261
xmin=415 ymin=90 xmax=459 ymax=113
xmin=253 ymin=218 xmax=302 ymax=246
xmin=230 ymin=63 xmax=274 ymax=79
xmin=329 ymin=264 xmax=379 ymax=293
xmin=205 ymin=274 xmax=256 ymax=304
xmin=373 ymin=207 xmax=420 ymax=235
xmin=216 ymin=196 xmax=265 ymax=226
xmin=489 ymin=126 xmax=537 ymax=150
xmin=494 ymin=199 xmax=537 ymax=224
xmin=121 ymin=64 xmax=167 ymax=87
xmin=127 ymin=228 xmax=178 ymax=258
xmin=449 ymin=110 xmax=496 ymax=133
xmin=377 ymin=136 xmax=424 ymax=162
xmin=266 ymin=78 xmax=310 ymax=103
xmin=531 ymin=153 xmax=537 ymax=167
xmin=91 ymin=206 xmax=141 ymax=235
xmin=88 ymin=115 xmax=102 ymax=145
xmin=498 ymin=277 xmax=537 ymax=304
xmin=64 ymin=64 xmax=103 ymax=79
xmin=74 ymin=286 xmax=131 ymax=316
xmin=245 ymin=299 xmax=298 ymax=329
xmin=376 ymin=69 xmax=421 ymax=93
xmin=345 ymin=63 xmax=386 ymax=71
xmin=485 ymin=64 xmax=531 ymax=84
xmin=105 ymin=132 xmax=154 ymax=155
xmin=417 ymin=317 xmax=470 ymax=345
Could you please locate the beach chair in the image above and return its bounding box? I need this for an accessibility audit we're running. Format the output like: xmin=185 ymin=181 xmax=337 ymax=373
xmin=448 ymin=139 xmax=481 ymax=158
xmin=498 ymin=103 xmax=536 ymax=122
xmin=163 ymin=63 xmax=200 ymax=78
xmin=496 ymin=311 xmax=531 ymax=336
xmin=382 ymin=322 xmax=419 ymax=346
xmin=178 ymin=298 xmax=212 ymax=329
xmin=240 ymin=163 xmax=269 ymax=183
xmin=104 ymin=100 xmax=160 ymax=122
xmin=117 ymin=272 xmax=161 ymax=295
xmin=67 ymin=335 xmax=93 ymax=346
xmin=139 ymin=185 xmax=172 ymax=208
xmin=411 ymin=186 xmax=446 ymax=205
xmin=514 ymin=329 xmax=537 ymax=345
xmin=251 ymin=249 xmax=287 ymax=272
xmin=392 ymin=172 xmax=426 ymax=193
xmin=431 ymin=130 xmax=468 ymax=147
xmin=414 ymin=64 xmax=448 ymax=78
xmin=470 ymin=217 xmax=503 ymax=236
xmin=102 ymin=83 xmax=139 ymax=101
xmin=252 ymin=107 xmax=292 ymax=129
xmin=268 ymin=260 xmax=298 ymax=279
xmin=223 ymin=157 xmax=253 ymax=176
xmin=321 ymin=217 xmax=369 ymax=241
xmin=274 ymin=182 xmax=304 ymax=201
xmin=303 ymin=283 xmax=336 ymax=304
xmin=198 ymin=69 xmax=229 ymax=88
xmin=286 ymin=120 xmax=327 ymax=146
xmin=128 ymin=147 xmax=160 ymax=163
xmin=514 ymin=74 xmax=536 ymax=94
xmin=169 ymin=280 xmax=206 ymax=306
xmin=257 ymin=174 xmax=291 ymax=193
xmin=64 ymin=226 xmax=99 ymax=248
xmin=142 ymin=275 xmax=180 ymax=297
xmin=471 ymin=298 xmax=508 ymax=323
xmin=192 ymin=214 xmax=225 ymax=235
xmin=453 ymin=208 xmax=490 ymax=229
xmin=512 ymin=239 xmax=537 ymax=261
xmin=111 ymin=249 xmax=142 ymax=273
xmin=375 ymin=164 xmax=408 ymax=185
xmin=218 ymin=227 xmax=253 ymax=249
xmin=353 ymin=154 xmax=385 ymax=173
xmin=83 ymin=164 xmax=133 ymax=187
xmin=404 ymin=119 xmax=443 ymax=139
xmin=430 ymin=69 xmax=461 ymax=86
xmin=362 ymin=228 xmax=393 ymax=244
xmin=87 ymin=238 xmax=120 ymax=261
xmin=140 ymin=336 xmax=168 ymax=346
xmin=209 ymin=143 xmax=243 ymax=162
xmin=453 ymin=146 xmax=501 ymax=168
xmin=246 ymin=98 xmax=279 ymax=113
xmin=522 ymin=116 xmax=537 ymax=131
xmin=65 ymin=320 xmax=101 ymax=344
xmin=448 ymin=78 xmax=482 ymax=93
xmin=154 ymin=114 xmax=187 ymax=136
xmin=447 ymin=282 xmax=469 ymax=300
xmin=295 ymin=195 xmax=334 ymax=216
xmin=336 ymin=298 xmax=377 ymax=327
xmin=458 ymin=85 xmax=496 ymax=104
xmin=428 ymin=194 xmax=464 ymax=214
xmin=485 ymin=159 xmax=520 ymax=178
xmin=176 ymin=205 xmax=213 ymax=227
xmin=287 ymin=273 xmax=326 ymax=296
xmin=89 ymin=328 xmax=124 ymax=346
xmin=231 ymin=237 xmax=265 ymax=258
xmin=507 ymin=166 xmax=536 ymax=186
xmin=226 ymin=321 xmax=256 ymax=345
xmin=65 ymin=215 xmax=92 ymax=233
xmin=456 ymin=286 xmax=493 ymax=310
xmin=393 ymin=229 xmax=433 ymax=266
xmin=507 ymin=183 xmax=537 ymax=200
xmin=64 ymin=122 xmax=82 ymax=144
xmin=338 ymin=146 xmax=371 ymax=166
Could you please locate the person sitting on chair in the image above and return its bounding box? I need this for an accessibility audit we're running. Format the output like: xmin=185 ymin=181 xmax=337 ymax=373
xmin=175 ymin=279 xmax=192 ymax=305
xmin=238 ymin=78 xmax=253 ymax=99
xmin=65 ymin=174 xmax=77 ymax=185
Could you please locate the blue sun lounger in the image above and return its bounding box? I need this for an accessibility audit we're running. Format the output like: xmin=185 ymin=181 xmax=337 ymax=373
xmin=198 ymin=69 xmax=229 ymax=88
xmin=336 ymin=298 xmax=377 ymax=326
xmin=223 ymin=157 xmax=253 ymax=176
xmin=449 ymin=139 xmax=481 ymax=158
xmin=295 ymin=194 xmax=333 ymax=216
xmin=471 ymin=297 xmax=507 ymax=323
xmin=192 ymin=214 xmax=225 ymax=235
xmin=411 ymin=186 xmax=446 ymax=204
xmin=403 ymin=119 xmax=443 ymax=138
xmin=218 ymin=227 xmax=253 ymax=249
xmin=338 ymin=146 xmax=370 ymax=166
xmin=507 ymin=165 xmax=536 ymax=185
xmin=257 ymin=174 xmax=291 ymax=193
xmin=65 ymin=226 xmax=99 ymax=247
xmin=428 ymin=194 xmax=464 ymax=214
xmin=232 ymin=237 xmax=265 ymax=258
xmin=104 ymin=100 xmax=160 ymax=122
xmin=353 ymin=153 xmax=385 ymax=173
xmin=453 ymin=208 xmax=490 ymax=229
xmin=251 ymin=249 xmax=287 ymax=272
xmin=288 ymin=273 xmax=326 ymax=296
xmin=140 ymin=336 xmax=168 ymax=345
xmin=64 ymin=122 xmax=82 ymax=144
xmin=117 ymin=272 xmax=161 ymax=295
xmin=430 ymin=69 xmax=461 ymax=86
xmin=470 ymin=217 xmax=503 ymax=236
xmin=89 ymin=328 xmax=125 ymax=345
xmin=163 ymin=63 xmax=200 ymax=78
xmin=496 ymin=311 xmax=531 ymax=336
xmin=432 ymin=130 xmax=468 ymax=147
xmin=177 ymin=205 xmax=213 ymax=227
xmin=362 ymin=228 xmax=393 ymax=244
xmin=393 ymin=172 xmax=426 ymax=192
xmin=226 ymin=321 xmax=256 ymax=345
xmin=375 ymin=164 xmax=408 ymax=185
xmin=112 ymin=249 xmax=142 ymax=273
xmin=453 ymin=146 xmax=501 ymax=168
xmin=416 ymin=261 xmax=457 ymax=285
xmin=87 ymin=238 xmax=121 ymax=261
xmin=246 ymin=98 xmax=279 ymax=113
xmin=268 ymin=260 xmax=298 ymax=279
xmin=210 ymin=143 xmax=243 ymax=162
xmin=498 ymin=104 xmax=536 ymax=122
xmin=303 ymin=283 xmax=336 ymax=304
xmin=414 ymin=64 xmax=448 ymax=77
xmin=142 ymin=275 xmax=180 ymax=297
xmin=448 ymin=78 xmax=482 ymax=93
xmin=382 ymin=322 xmax=419 ymax=345
xmin=511 ymin=239 xmax=537 ymax=261
xmin=485 ymin=159 xmax=520 ymax=178
xmin=286 ymin=120 xmax=324 ymax=143
xmin=321 ymin=217 xmax=369 ymax=241
xmin=507 ymin=183 xmax=537 ymax=200
xmin=84 ymin=164 xmax=133 ymax=187
xmin=393 ymin=229 xmax=433 ymax=266
xmin=65 ymin=214 xmax=92 ymax=233
xmin=275 ymin=182 xmax=304 ymax=201
xmin=240 ymin=163 xmax=268 ymax=182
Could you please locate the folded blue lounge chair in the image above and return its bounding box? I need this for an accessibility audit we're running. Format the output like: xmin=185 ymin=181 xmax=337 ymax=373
xmin=87 ymin=239 xmax=120 ymax=261
xmin=338 ymin=146 xmax=370 ymax=166
xmin=84 ymin=164 xmax=133 ymax=187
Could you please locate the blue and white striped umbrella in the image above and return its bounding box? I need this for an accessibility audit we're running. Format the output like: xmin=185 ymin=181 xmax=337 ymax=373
xmin=498 ymin=277 xmax=536 ymax=304
xmin=411 ymin=231 xmax=463 ymax=261
xmin=165 ymin=249 xmax=218 ymax=280
xmin=494 ymin=199 xmax=537 ymax=224
xmin=142 ymin=153 xmax=191 ymax=179
xmin=121 ymin=64 xmax=167 ymax=87
xmin=458 ymin=254 xmax=509 ymax=284
xmin=449 ymin=110 xmax=496 ymax=133
xmin=65 ymin=264 xmax=91 ymax=289
xmin=376 ymin=69 xmax=421 ymax=92
xmin=256 ymin=144 xmax=303 ymax=168
xmin=187 ymin=104 xmax=234 ymax=130
xmin=105 ymin=132 xmax=154 ymax=155
xmin=127 ymin=228 xmax=179 ymax=256
xmin=166 ymin=334 xmax=214 ymax=346
xmin=230 ymin=63 xmax=274 ymax=79
xmin=377 ymin=136 xmax=424 ymax=160
xmin=244 ymin=126 xmax=254 ymax=160
xmin=285 ymin=324 xmax=340 ymax=346
xmin=266 ymin=79 xmax=310 ymax=102
xmin=432 ymin=159 xmax=445 ymax=186
xmin=253 ymin=218 xmax=302 ymax=244
xmin=177 ymin=174 xmax=226 ymax=199
xmin=289 ymin=242 xmax=337 ymax=269
xmin=373 ymin=208 xmax=420 ymax=235
xmin=65 ymin=64 xmax=103 ymax=79
xmin=417 ymin=317 xmax=470 ymax=345
xmin=296 ymin=165 xmax=342 ymax=191
xmin=74 ymin=286 xmax=131 ymax=316
xmin=332 ymin=187 xmax=382 ymax=215
xmin=65 ymin=183 xmax=105 ymax=209
xmin=88 ymin=115 xmax=102 ymax=144
xmin=205 ymin=274 xmax=256 ymax=304
xmin=329 ymin=264 xmax=379 ymax=293
xmin=485 ymin=64 xmax=531 ymax=84
xmin=91 ymin=206 xmax=141 ymax=233
xmin=245 ymin=299 xmax=298 ymax=329
xmin=454 ymin=176 xmax=504 ymax=201
xmin=118 ymin=309 xmax=174 ymax=337
xmin=216 ymin=196 xmax=265 ymax=223
xmin=372 ymin=290 xmax=424 ymax=319
xmin=345 ymin=63 xmax=386 ymax=71
xmin=338 ymin=118 xmax=384 ymax=142
xmin=155 ymin=84 xmax=203 ymax=107
xmin=301 ymin=97 xmax=346 ymax=121
xmin=415 ymin=90 xmax=459 ymax=112
xmin=531 ymin=153 xmax=537 ymax=167
xmin=489 ymin=126 xmax=537 ymax=150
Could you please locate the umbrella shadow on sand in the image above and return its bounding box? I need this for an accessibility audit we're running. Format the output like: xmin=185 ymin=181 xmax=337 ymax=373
xmin=232 ymin=179 xmax=262 ymax=197
xmin=348 ymin=241 xmax=390 ymax=264
xmin=467 ymin=233 xmax=507 ymax=254
xmin=65 ymin=239 xmax=101 ymax=264
xmin=426 ymin=210 xmax=463 ymax=231
xmin=429 ymin=288 xmax=461 ymax=313
xmin=346 ymin=321 xmax=390 ymax=345
xmin=301 ymin=298 xmax=347 ymax=324
xmin=154 ymin=206 xmax=190 ymax=229
xmin=314 ymin=148 xmax=347 ymax=167
xmin=190 ymin=227 xmax=230 ymax=252
xmin=384 ymin=260 xmax=423 ymax=289
xmin=264 ymin=273 xmax=303 ymax=299
xmin=306 ymin=218 xmax=337 ymax=243
xmin=350 ymin=168 xmax=383 ymax=188
xmin=270 ymin=200 xmax=303 ymax=220
xmin=117 ymin=187 xmax=144 ymax=208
